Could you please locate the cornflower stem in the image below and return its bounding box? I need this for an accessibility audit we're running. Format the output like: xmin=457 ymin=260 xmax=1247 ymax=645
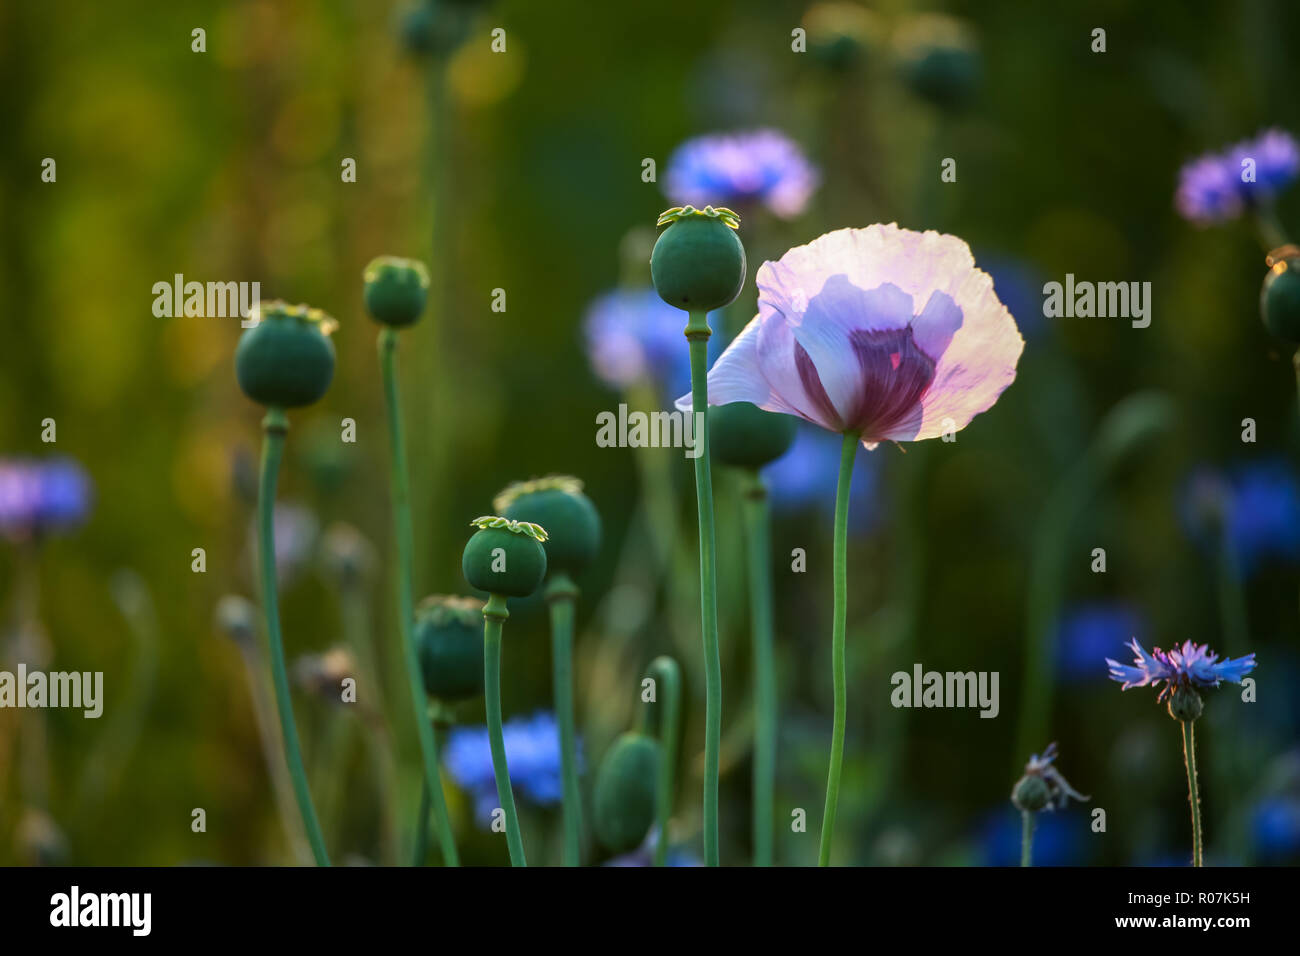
xmin=818 ymin=430 xmax=860 ymax=866
xmin=740 ymin=471 xmax=777 ymax=866
xmin=546 ymin=573 xmax=583 ymax=866
xmin=257 ymin=406 xmax=330 ymax=867
xmin=1181 ymin=718 xmax=1204 ymax=867
xmin=379 ymin=328 xmax=459 ymax=867
xmin=483 ymin=593 xmax=527 ymax=866
xmin=1021 ymin=810 xmax=1035 ymax=867
xmin=646 ymin=656 xmax=682 ymax=867
xmin=686 ymin=311 xmax=721 ymax=866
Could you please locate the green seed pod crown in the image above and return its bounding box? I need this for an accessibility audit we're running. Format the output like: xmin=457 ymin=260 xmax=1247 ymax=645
xmin=363 ymin=256 xmax=430 ymax=328
xmin=1261 ymin=250 xmax=1300 ymax=343
xmin=461 ymin=516 xmax=549 ymax=598
xmin=416 ymin=595 xmax=485 ymax=702
xmin=710 ymin=402 xmax=798 ymax=469
xmin=651 ymin=206 xmax=747 ymax=313
xmin=495 ymin=476 xmax=601 ymax=578
xmin=593 ymin=731 xmax=660 ymax=853
xmin=235 ymin=301 xmax=337 ymax=408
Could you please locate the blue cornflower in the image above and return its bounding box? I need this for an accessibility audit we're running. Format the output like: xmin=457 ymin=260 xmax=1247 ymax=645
xmin=665 ymin=129 xmax=819 ymax=219
xmin=979 ymin=253 xmax=1046 ymax=340
xmin=1253 ymin=797 xmax=1300 ymax=862
xmin=1176 ymin=128 xmax=1300 ymax=224
xmin=583 ymin=287 xmax=688 ymax=397
xmin=1106 ymin=639 xmax=1256 ymax=703
xmin=443 ymin=711 xmax=575 ymax=826
xmin=763 ymin=424 xmax=878 ymax=531
xmin=1181 ymin=461 xmax=1300 ymax=576
xmin=1056 ymin=602 xmax=1145 ymax=682
xmin=0 ymin=457 xmax=93 ymax=541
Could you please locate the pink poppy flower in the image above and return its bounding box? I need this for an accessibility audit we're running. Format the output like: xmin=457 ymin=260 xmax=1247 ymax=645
xmin=677 ymin=224 xmax=1024 ymax=447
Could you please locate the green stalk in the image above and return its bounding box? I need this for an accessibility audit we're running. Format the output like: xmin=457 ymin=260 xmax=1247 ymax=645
xmin=483 ymin=594 xmax=527 ymax=866
xmin=1020 ymin=810 xmax=1035 ymax=867
xmin=1181 ymin=719 xmax=1203 ymax=867
xmin=546 ymin=574 xmax=583 ymax=866
xmin=818 ymin=431 xmax=860 ymax=866
xmin=741 ymin=472 xmax=777 ymax=866
xmin=379 ymin=329 xmax=458 ymax=867
xmin=686 ymin=313 xmax=722 ymax=866
xmin=257 ymin=407 xmax=330 ymax=867
xmin=646 ymin=656 xmax=681 ymax=867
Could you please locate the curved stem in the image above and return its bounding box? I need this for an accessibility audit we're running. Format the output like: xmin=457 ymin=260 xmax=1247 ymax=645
xmin=646 ymin=655 xmax=681 ymax=867
xmin=258 ymin=407 xmax=331 ymax=867
xmin=818 ymin=431 xmax=859 ymax=866
xmin=686 ymin=316 xmax=721 ymax=866
xmin=483 ymin=595 xmax=527 ymax=866
xmin=1181 ymin=719 xmax=1203 ymax=867
xmin=546 ymin=575 xmax=583 ymax=866
xmin=379 ymin=328 xmax=459 ymax=867
xmin=741 ymin=472 xmax=776 ymax=866
xmin=1021 ymin=810 xmax=1035 ymax=866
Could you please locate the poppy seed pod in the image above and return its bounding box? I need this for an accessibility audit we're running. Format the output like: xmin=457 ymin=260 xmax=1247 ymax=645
xmin=363 ymin=256 xmax=430 ymax=328
xmin=651 ymin=206 xmax=747 ymax=313
xmin=235 ymin=301 xmax=337 ymax=408
xmin=416 ymin=595 xmax=485 ymax=702
xmin=895 ymin=15 xmax=981 ymax=113
xmin=495 ymin=476 xmax=601 ymax=577
xmin=462 ymin=516 xmax=549 ymax=598
xmin=593 ymin=731 xmax=660 ymax=853
xmin=1261 ymin=253 xmax=1300 ymax=343
xmin=710 ymin=401 xmax=798 ymax=469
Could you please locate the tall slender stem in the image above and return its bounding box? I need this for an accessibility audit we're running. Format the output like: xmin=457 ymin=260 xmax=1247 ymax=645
xmin=742 ymin=473 xmax=776 ymax=866
xmin=1181 ymin=719 xmax=1203 ymax=867
xmin=483 ymin=594 xmax=527 ymax=866
xmin=686 ymin=314 xmax=721 ymax=866
xmin=1020 ymin=810 xmax=1035 ymax=866
xmin=647 ymin=656 xmax=681 ymax=867
xmin=818 ymin=431 xmax=859 ymax=866
xmin=413 ymin=722 xmax=448 ymax=866
xmin=379 ymin=328 xmax=459 ymax=867
xmin=546 ymin=574 xmax=583 ymax=866
xmin=258 ymin=407 xmax=331 ymax=867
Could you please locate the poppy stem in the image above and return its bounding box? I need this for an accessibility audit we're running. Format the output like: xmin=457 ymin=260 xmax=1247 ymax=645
xmin=1020 ymin=810 xmax=1035 ymax=866
xmin=257 ymin=407 xmax=331 ymax=866
xmin=646 ymin=655 xmax=681 ymax=867
xmin=818 ymin=430 xmax=859 ymax=866
xmin=1181 ymin=718 xmax=1203 ymax=867
xmin=741 ymin=472 xmax=777 ymax=866
xmin=379 ymin=328 xmax=459 ymax=867
xmin=483 ymin=594 xmax=527 ymax=866
xmin=686 ymin=313 xmax=721 ymax=866
xmin=545 ymin=574 xmax=583 ymax=866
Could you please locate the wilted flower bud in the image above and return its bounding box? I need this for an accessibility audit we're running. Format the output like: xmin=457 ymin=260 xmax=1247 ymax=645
xmin=320 ymin=522 xmax=375 ymax=589
xmin=293 ymin=646 xmax=357 ymax=703
xmin=651 ymin=206 xmax=746 ymax=313
xmin=462 ymin=516 xmax=548 ymax=597
xmin=1011 ymin=742 xmax=1089 ymax=813
xmin=593 ymin=731 xmax=660 ymax=853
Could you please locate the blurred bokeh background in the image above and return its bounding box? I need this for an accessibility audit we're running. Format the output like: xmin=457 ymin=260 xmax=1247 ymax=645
xmin=2 ymin=0 xmax=1299 ymax=866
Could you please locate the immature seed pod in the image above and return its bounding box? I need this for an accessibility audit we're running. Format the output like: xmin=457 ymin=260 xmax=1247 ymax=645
xmin=1261 ymin=253 xmax=1300 ymax=343
xmin=235 ymin=301 xmax=336 ymax=408
xmin=710 ymin=402 xmax=798 ymax=469
xmin=363 ymin=256 xmax=430 ymax=328
xmin=495 ymin=476 xmax=601 ymax=578
xmin=461 ymin=516 xmax=549 ymax=598
xmin=1011 ymin=774 xmax=1050 ymax=814
xmin=416 ymin=595 xmax=485 ymax=702
xmin=593 ymin=731 xmax=660 ymax=853
xmin=651 ymin=206 xmax=747 ymax=313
